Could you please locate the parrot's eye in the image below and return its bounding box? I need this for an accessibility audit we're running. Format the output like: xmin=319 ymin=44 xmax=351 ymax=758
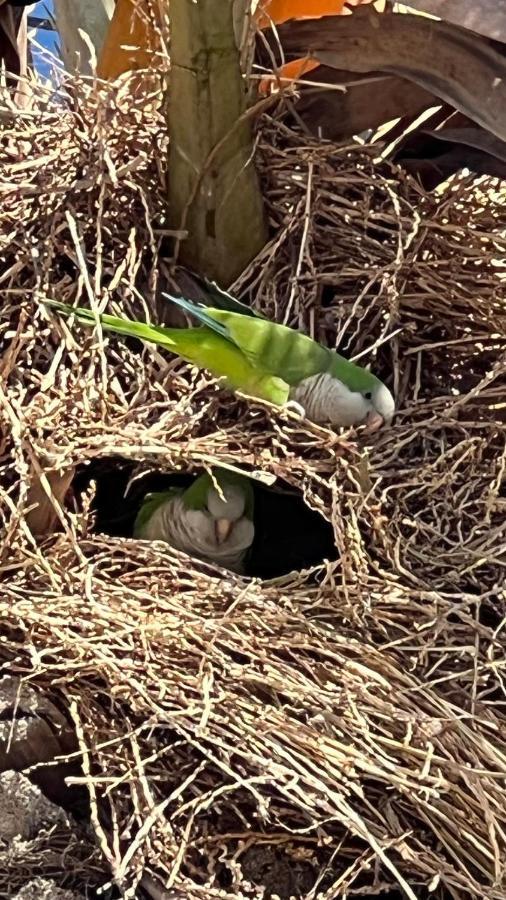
xmin=364 ymin=391 xmax=372 ymax=400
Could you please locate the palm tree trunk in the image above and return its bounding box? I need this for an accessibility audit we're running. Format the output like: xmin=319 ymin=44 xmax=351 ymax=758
xmin=168 ymin=0 xmax=267 ymax=285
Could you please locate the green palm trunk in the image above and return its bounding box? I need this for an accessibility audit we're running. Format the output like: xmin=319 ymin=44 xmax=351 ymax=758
xmin=168 ymin=0 xmax=267 ymax=284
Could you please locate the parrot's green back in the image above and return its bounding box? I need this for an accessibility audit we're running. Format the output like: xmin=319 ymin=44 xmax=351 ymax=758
xmin=163 ymin=287 xmax=381 ymax=393
xmin=207 ymin=309 xmax=379 ymax=391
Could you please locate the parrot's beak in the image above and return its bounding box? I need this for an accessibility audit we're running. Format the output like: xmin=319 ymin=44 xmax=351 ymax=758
xmin=365 ymin=410 xmax=384 ymax=432
xmin=215 ymin=518 xmax=233 ymax=543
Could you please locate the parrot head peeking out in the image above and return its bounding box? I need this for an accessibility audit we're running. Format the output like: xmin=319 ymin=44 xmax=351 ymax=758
xmin=133 ymin=469 xmax=255 ymax=574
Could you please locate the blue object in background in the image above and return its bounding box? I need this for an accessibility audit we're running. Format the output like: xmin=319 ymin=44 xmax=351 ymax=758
xmin=30 ymin=0 xmax=61 ymax=80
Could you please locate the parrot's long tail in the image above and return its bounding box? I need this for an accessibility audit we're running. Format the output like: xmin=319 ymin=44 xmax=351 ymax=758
xmin=45 ymin=301 xmax=184 ymax=350
xmin=44 ymin=300 xmax=290 ymax=406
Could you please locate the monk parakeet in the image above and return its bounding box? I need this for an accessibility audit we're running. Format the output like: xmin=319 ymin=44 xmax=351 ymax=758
xmin=47 ymin=278 xmax=394 ymax=430
xmin=134 ymin=469 xmax=255 ymax=573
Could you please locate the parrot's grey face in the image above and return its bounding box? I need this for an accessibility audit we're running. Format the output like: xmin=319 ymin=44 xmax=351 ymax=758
xmin=185 ymin=482 xmax=253 ymax=554
xmin=293 ymin=372 xmax=394 ymax=430
xmin=342 ymin=381 xmax=395 ymax=431
xmin=185 ymin=503 xmax=254 ymax=561
xmin=207 ymin=484 xmax=246 ymax=546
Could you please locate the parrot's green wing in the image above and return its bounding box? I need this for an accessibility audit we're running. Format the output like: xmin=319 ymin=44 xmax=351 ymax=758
xmin=182 ymin=473 xmax=213 ymax=510
xmin=211 ymin=309 xmax=380 ymax=392
xmin=134 ymin=489 xmax=179 ymax=537
xmin=163 ymin=295 xmax=378 ymax=392
xmin=45 ymin=301 xmax=290 ymax=405
xmin=208 ymin=310 xmax=333 ymax=386
xmin=163 ymin=294 xmax=328 ymax=384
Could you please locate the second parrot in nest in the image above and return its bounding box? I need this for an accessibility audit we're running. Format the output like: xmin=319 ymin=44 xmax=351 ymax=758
xmin=134 ymin=469 xmax=255 ymax=574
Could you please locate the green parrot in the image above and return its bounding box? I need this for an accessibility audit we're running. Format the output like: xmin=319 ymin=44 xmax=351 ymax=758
xmin=47 ymin=277 xmax=394 ymax=430
xmin=134 ymin=469 xmax=255 ymax=573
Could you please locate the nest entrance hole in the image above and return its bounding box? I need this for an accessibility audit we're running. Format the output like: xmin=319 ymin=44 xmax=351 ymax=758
xmin=71 ymin=458 xmax=337 ymax=579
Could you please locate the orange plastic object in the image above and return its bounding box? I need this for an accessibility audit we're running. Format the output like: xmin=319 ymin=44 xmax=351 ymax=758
xmin=256 ymin=0 xmax=347 ymax=29
xmin=97 ymin=0 xmax=161 ymax=80
xmin=259 ymin=56 xmax=320 ymax=94
xmin=256 ymin=0 xmax=360 ymax=94
xmin=97 ymin=0 xmax=376 ymax=84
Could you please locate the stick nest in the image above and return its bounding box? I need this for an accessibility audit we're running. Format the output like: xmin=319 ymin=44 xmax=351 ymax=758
xmin=0 ymin=77 xmax=505 ymax=900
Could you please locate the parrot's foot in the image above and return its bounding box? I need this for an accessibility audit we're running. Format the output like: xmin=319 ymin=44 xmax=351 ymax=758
xmin=284 ymin=400 xmax=306 ymax=420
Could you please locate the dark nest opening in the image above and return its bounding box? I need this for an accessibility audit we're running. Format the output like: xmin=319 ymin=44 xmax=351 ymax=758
xmin=0 ymin=72 xmax=505 ymax=900
xmin=71 ymin=458 xmax=338 ymax=579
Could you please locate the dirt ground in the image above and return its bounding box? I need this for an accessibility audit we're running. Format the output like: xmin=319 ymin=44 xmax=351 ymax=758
xmin=0 ymin=771 xmax=84 ymax=899
xmin=0 ymin=677 xmax=106 ymax=898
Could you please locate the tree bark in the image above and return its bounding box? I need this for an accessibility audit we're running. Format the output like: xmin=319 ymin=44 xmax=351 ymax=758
xmin=168 ymin=0 xmax=267 ymax=285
